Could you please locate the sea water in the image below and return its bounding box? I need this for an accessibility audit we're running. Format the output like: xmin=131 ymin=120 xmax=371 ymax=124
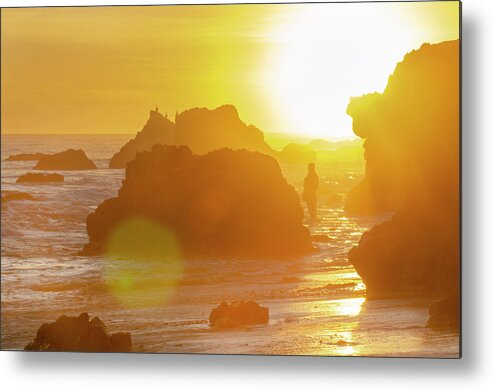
xmin=0 ymin=134 xmax=459 ymax=357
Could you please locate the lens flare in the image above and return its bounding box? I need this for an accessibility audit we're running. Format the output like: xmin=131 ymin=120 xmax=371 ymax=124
xmin=103 ymin=217 xmax=183 ymax=308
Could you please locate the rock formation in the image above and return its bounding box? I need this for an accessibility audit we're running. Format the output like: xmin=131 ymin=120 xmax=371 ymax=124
xmin=5 ymin=152 xmax=48 ymax=162
xmin=345 ymin=40 xmax=459 ymax=216
xmin=346 ymin=40 xmax=460 ymax=299
xmin=82 ymin=145 xmax=313 ymax=259
xmin=209 ymin=301 xmax=269 ymax=328
xmin=109 ymin=110 xmax=176 ymax=169
xmin=109 ymin=105 xmax=276 ymax=168
xmin=16 ymin=173 xmax=64 ymax=183
xmin=279 ymin=143 xmax=317 ymax=164
xmin=34 ymin=149 xmax=96 ymax=170
xmin=427 ymin=294 xmax=460 ymax=330
xmin=24 ymin=312 xmax=132 ymax=352
xmin=1 ymin=191 xmax=36 ymax=202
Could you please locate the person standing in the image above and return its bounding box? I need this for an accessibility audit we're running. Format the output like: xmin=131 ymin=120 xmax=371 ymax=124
xmin=303 ymin=163 xmax=319 ymax=222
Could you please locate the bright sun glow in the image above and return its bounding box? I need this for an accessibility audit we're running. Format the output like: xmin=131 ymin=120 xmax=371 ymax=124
xmin=267 ymin=3 xmax=459 ymax=139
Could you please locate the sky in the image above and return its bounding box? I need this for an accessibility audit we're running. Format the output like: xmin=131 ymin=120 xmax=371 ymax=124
xmin=1 ymin=2 xmax=459 ymax=138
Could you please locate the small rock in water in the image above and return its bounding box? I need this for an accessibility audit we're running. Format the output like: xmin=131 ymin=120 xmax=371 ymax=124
xmin=1 ymin=191 xmax=36 ymax=202
xmin=24 ymin=312 xmax=132 ymax=352
xmin=16 ymin=173 xmax=64 ymax=183
xmin=281 ymin=276 xmax=301 ymax=283
xmin=209 ymin=301 xmax=269 ymax=328
xmin=5 ymin=152 xmax=48 ymax=162
xmin=34 ymin=149 xmax=96 ymax=170
xmin=311 ymin=234 xmax=331 ymax=243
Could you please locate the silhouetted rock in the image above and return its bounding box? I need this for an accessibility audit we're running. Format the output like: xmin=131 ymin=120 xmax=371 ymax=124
xmin=279 ymin=143 xmax=317 ymax=164
xmin=427 ymin=294 xmax=459 ymax=330
xmin=1 ymin=191 xmax=36 ymax=202
xmin=311 ymin=234 xmax=331 ymax=243
xmin=109 ymin=332 xmax=133 ymax=352
xmin=349 ymin=208 xmax=459 ymax=298
xmin=24 ymin=312 xmax=132 ymax=352
xmin=16 ymin=173 xmax=64 ymax=183
xmin=82 ymin=145 xmax=313 ymax=259
xmin=34 ymin=149 xmax=96 ymax=170
xmin=109 ymin=110 xmax=175 ymax=169
xmin=109 ymin=105 xmax=276 ymax=168
xmin=346 ymin=40 xmax=459 ymax=299
xmin=345 ymin=40 xmax=459 ymax=216
xmin=5 ymin=152 xmax=48 ymax=162
xmin=209 ymin=301 xmax=269 ymax=328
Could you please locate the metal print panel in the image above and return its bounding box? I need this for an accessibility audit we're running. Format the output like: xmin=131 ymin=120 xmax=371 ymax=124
xmin=0 ymin=1 xmax=461 ymax=357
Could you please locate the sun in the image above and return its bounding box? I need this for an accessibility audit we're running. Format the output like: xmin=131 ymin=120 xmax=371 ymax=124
xmin=266 ymin=2 xmax=459 ymax=139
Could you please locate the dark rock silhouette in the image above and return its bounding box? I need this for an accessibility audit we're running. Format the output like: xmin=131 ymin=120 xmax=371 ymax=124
xmin=209 ymin=301 xmax=269 ymax=328
xmin=1 ymin=191 xmax=36 ymax=202
xmin=349 ymin=208 xmax=459 ymax=298
xmin=34 ymin=149 xmax=96 ymax=171
xmin=109 ymin=105 xmax=276 ymax=169
xmin=279 ymin=143 xmax=317 ymax=164
xmin=346 ymin=40 xmax=459 ymax=299
xmin=16 ymin=173 xmax=64 ymax=183
xmin=311 ymin=234 xmax=331 ymax=243
xmin=345 ymin=40 xmax=459 ymax=216
xmin=82 ymin=145 xmax=313 ymax=259
xmin=109 ymin=110 xmax=176 ymax=169
xmin=5 ymin=152 xmax=48 ymax=162
xmin=427 ymin=294 xmax=459 ymax=330
xmin=24 ymin=312 xmax=132 ymax=352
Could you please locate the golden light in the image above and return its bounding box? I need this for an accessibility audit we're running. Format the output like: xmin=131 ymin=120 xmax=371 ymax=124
xmin=266 ymin=2 xmax=459 ymax=139
xmin=334 ymin=297 xmax=365 ymax=317
xmin=103 ymin=217 xmax=183 ymax=308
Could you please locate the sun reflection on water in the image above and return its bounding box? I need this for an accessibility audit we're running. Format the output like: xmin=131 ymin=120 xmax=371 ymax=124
xmin=334 ymin=297 xmax=365 ymax=317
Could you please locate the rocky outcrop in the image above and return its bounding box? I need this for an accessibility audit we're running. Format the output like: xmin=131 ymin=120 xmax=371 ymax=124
xmin=311 ymin=234 xmax=331 ymax=243
xmin=1 ymin=191 xmax=36 ymax=202
xmin=109 ymin=110 xmax=176 ymax=169
xmin=16 ymin=173 xmax=64 ymax=183
xmin=349 ymin=208 xmax=459 ymax=298
xmin=82 ymin=145 xmax=313 ymax=259
xmin=34 ymin=149 xmax=96 ymax=170
xmin=346 ymin=40 xmax=460 ymax=298
xmin=5 ymin=152 xmax=48 ymax=162
xmin=24 ymin=312 xmax=132 ymax=352
xmin=209 ymin=301 xmax=269 ymax=328
xmin=345 ymin=40 xmax=459 ymax=216
xmin=109 ymin=105 xmax=276 ymax=168
xmin=279 ymin=143 xmax=317 ymax=164
xmin=427 ymin=294 xmax=460 ymax=330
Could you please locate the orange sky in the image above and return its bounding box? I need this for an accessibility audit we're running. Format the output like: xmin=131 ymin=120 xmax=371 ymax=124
xmin=1 ymin=2 xmax=459 ymax=138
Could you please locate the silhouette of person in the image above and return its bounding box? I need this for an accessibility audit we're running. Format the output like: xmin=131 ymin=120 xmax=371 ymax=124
xmin=303 ymin=163 xmax=319 ymax=222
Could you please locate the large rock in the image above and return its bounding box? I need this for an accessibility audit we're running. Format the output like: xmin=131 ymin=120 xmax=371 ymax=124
xmin=209 ymin=301 xmax=269 ymax=328
xmin=16 ymin=173 xmax=64 ymax=183
xmin=82 ymin=145 xmax=313 ymax=259
xmin=5 ymin=152 xmax=48 ymax=162
xmin=345 ymin=40 xmax=459 ymax=216
xmin=24 ymin=312 xmax=132 ymax=352
xmin=346 ymin=40 xmax=459 ymax=298
xmin=427 ymin=294 xmax=459 ymax=330
xmin=34 ymin=149 xmax=96 ymax=170
xmin=349 ymin=208 xmax=459 ymax=298
xmin=109 ymin=105 xmax=276 ymax=168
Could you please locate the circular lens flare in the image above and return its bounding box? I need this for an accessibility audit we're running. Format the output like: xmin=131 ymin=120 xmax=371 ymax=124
xmin=103 ymin=217 xmax=183 ymax=308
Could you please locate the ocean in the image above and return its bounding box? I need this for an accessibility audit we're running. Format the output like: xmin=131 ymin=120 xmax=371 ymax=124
xmin=1 ymin=134 xmax=459 ymax=356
